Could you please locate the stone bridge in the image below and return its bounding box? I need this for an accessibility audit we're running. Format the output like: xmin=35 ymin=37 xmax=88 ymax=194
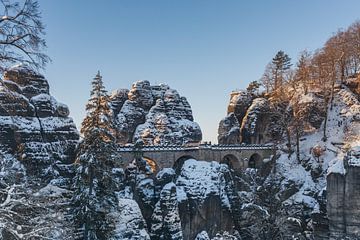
xmin=119 ymin=144 xmax=275 ymax=173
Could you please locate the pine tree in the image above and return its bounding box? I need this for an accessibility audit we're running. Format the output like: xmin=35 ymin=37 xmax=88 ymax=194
xmin=261 ymin=51 xmax=292 ymax=95
xmin=72 ymin=71 xmax=120 ymax=240
xmin=272 ymin=50 xmax=292 ymax=92
xmin=246 ymin=80 xmax=261 ymax=97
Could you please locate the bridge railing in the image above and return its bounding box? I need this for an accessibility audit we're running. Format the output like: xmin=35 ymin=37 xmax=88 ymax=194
xmin=117 ymin=144 xmax=276 ymax=152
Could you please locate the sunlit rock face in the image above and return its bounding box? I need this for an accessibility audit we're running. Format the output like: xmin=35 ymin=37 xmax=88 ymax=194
xmin=0 ymin=65 xmax=79 ymax=175
xmin=219 ymin=89 xmax=327 ymax=145
xmin=110 ymin=80 xmax=202 ymax=146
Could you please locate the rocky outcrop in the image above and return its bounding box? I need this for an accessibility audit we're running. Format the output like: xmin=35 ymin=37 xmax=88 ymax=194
xmin=217 ymin=113 xmax=241 ymax=144
xmin=111 ymin=198 xmax=151 ymax=239
xmin=344 ymin=77 xmax=360 ymax=97
xmin=0 ymin=65 xmax=79 ymax=175
xmin=109 ymin=89 xmax=129 ymax=116
xmin=110 ymin=80 xmax=202 ymax=146
xmin=150 ymin=182 xmax=183 ymax=240
xmin=175 ymin=160 xmax=236 ymax=240
xmin=327 ymin=147 xmax=360 ymax=239
xmin=219 ymin=91 xmax=272 ymax=145
xmin=227 ymin=91 xmax=252 ymax=124
xmin=219 ymin=89 xmax=327 ymax=145
xmin=240 ymin=98 xmax=271 ymax=144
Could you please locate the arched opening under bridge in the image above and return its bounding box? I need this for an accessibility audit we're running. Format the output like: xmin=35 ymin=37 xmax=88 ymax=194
xmin=248 ymin=153 xmax=262 ymax=169
xmin=221 ymin=154 xmax=242 ymax=170
xmin=142 ymin=156 xmax=159 ymax=174
xmin=173 ymin=155 xmax=196 ymax=174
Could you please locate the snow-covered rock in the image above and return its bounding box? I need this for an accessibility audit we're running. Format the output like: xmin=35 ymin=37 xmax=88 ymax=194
xmin=240 ymin=98 xmax=270 ymax=144
xmin=110 ymin=80 xmax=202 ymax=145
xmin=327 ymin=146 xmax=360 ymax=239
xmin=0 ymin=66 xmax=79 ymax=175
xmin=110 ymin=198 xmax=150 ymax=240
xmin=227 ymin=90 xmax=252 ymax=124
xmin=150 ymin=182 xmax=183 ymax=239
xmin=218 ymin=112 xmax=241 ymax=144
xmin=175 ymin=159 xmax=236 ymax=239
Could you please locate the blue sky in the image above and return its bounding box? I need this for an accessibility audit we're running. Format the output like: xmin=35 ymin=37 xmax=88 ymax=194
xmin=39 ymin=0 xmax=360 ymax=143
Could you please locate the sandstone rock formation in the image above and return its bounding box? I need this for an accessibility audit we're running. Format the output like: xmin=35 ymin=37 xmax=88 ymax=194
xmin=219 ymin=89 xmax=327 ymax=145
xmin=327 ymin=146 xmax=360 ymax=239
xmin=0 ymin=65 xmax=79 ymax=175
xmin=175 ymin=160 xmax=236 ymax=239
xmin=240 ymin=98 xmax=271 ymax=144
xmin=219 ymin=90 xmax=273 ymax=145
xmin=217 ymin=112 xmax=241 ymax=144
xmin=227 ymin=91 xmax=252 ymax=124
xmin=110 ymin=80 xmax=202 ymax=146
xmin=219 ymin=93 xmax=272 ymax=145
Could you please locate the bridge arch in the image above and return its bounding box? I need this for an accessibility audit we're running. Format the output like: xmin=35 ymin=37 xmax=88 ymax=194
xmin=248 ymin=153 xmax=262 ymax=169
xmin=142 ymin=156 xmax=160 ymax=174
xmin=221 ymin=154 xmax=243 ymax=171
xmin=173 ymin=155 xmax=196 ymax=174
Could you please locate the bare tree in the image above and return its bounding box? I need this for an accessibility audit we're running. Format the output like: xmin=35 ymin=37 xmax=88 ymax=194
xmin=0 ymin=0 xmax=50 ymax=73
xmin=311 ymin=50 xmax=335 ymax=141
xmin=347 ymin=21 xmax=360 ymax=76
xmin=293 ymin=50 xmax=312 ymax=94
xmin=261 ymin=62 xmax=275 ymax=94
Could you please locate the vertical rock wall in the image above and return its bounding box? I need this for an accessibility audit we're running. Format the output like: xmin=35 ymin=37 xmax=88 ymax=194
xmin=0 ymin=65 xmax=79 ymax=175
xmin=327 ymin=147 xmax=360 ymax=239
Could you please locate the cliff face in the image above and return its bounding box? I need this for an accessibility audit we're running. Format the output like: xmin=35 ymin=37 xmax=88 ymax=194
xmin=240 ymin=98 xmax=271 ymax=144
xmin=0 ymin=66 xmax=79 ymax=175
xmin=218 ymin=89 xmax=327 ymax=145
xmin=110 ymin=80 xmax=202 ymax=146
xmin=327 ymin=147 xmax=360 ymax=239
xmin=216 ymin=81 xmax=360 ymax=239
xmin=218 ymin=91 xmax=273 ymax=144
xmin=131 ymin=160 xmax=239 ymax=240
xmin=218 ymin=113 xmax=241 ymax=144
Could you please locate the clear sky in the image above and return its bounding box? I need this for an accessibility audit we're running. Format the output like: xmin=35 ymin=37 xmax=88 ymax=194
xmin=39 ymin=0 xmax=360 ymax=143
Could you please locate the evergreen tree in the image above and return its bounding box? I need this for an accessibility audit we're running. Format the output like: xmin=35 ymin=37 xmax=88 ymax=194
xmin=246 ymin=80 xmax=261 ymax=97
xmin=261 ymin=50 xmax=292 ymax=95
xmin=272 ymin=50 xmax=292 ymax=91
xmin=72 ymin=72 xmax=120 ymax=240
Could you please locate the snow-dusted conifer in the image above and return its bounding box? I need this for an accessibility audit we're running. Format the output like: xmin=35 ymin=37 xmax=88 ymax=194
xmin=72 ymin=71 xmax=120 ymax=240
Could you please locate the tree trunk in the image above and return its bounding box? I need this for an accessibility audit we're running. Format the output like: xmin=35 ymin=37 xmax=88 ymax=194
xmin=296 ymin=125 xmax=300 ymax=163
xmin=286 ymin=127 xmax=292 ymax=154
xmin=330 ymin=68 xmax=336 ymax=110
xmin=322 ymin=99 xmax=329 ymax=142
xmin=84 ymin=165 xmax=94 ymax=240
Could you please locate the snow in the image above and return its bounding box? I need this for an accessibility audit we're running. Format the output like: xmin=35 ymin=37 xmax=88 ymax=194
xmin=102 ymin=198 xmax=151 ymax=239
xmin=276 ymin=150 xmax=320 ymax=213
xmin=34 ymin=183 xmax=70 ymax=197
xmin=328 ymin=157 xmax=346 ymax=175
xmin=346 ymin=146 xmax=360 ymax=167
xmin=195 ymin=231 xmax=210 ymax=240
xmin=241 ymin=202 xmax=269 ymax=216
xmin=176 ymin=185 xmax=188 ymax=202
xmin=299 ymin=93 xmax=316 ymax=104
xmin=176 ymin=159 xmax=230 ymax=207
xmin=325 ymin=87 xmax=360 ymax=174
xmin=156 ymin=168 xmax=175 ymax=180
